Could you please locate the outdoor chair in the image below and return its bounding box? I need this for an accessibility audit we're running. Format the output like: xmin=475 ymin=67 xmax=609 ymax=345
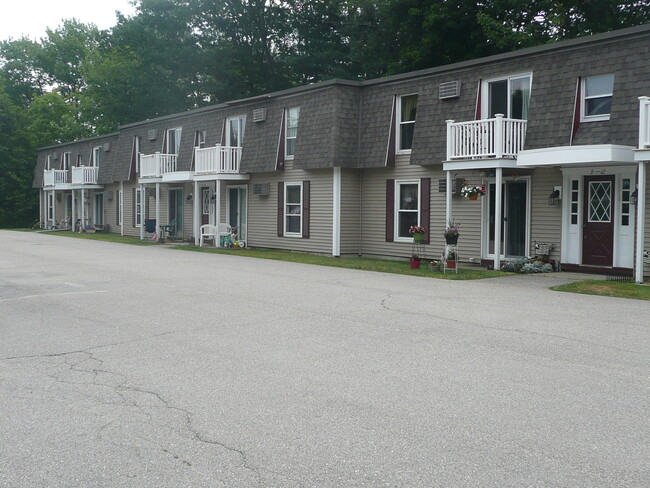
xmin=217 ymin=223 xmax=233 ymax=247
xmin=199 ymin=224 xmax=218 ymax=247
xmin=160 ymin=218 xmax=177 ymax=242
xmin=144 ymin=219 xmax=157 ymax=240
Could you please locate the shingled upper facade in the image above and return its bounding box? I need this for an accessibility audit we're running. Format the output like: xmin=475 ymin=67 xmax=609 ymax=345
xmin=34 ymin=24 xmax=650 ymax=282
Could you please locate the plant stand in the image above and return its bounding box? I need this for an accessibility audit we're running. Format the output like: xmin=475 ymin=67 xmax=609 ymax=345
xmin=442 ymin=244 xmax=458 ymax=274
xmin=412 ymin=240 xmax=426 ymax=261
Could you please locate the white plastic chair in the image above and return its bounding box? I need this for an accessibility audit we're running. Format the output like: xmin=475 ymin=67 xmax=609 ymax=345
xmin=199 ymin=224 xmax=218 ymax=247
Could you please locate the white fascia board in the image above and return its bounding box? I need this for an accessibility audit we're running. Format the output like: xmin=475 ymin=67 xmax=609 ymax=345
xmin=634 ymin=148 xmax=650 ymax=161
xmin=442 ymin=159 xmax=519 ymax=171
xmin=162 ymin=171 xmax=194 ymax=183
xmin=517 ymin=144 xmax=635 ymax=167
xmin=69 ymin=184 xmax=103 ymax=190
xmin=193 ymin=173 xmax=250 ymax=182
xmin=138 ymin=177 xmax=162 ymax=184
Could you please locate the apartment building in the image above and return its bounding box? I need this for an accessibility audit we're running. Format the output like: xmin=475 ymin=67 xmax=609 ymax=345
xmin=34 ymin=24 xmax=650 ymax=282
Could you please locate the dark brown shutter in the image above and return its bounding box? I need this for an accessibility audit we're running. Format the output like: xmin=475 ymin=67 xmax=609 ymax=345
xmin=571 ymin=77 xmax=581 ymax=145
xmin=277 ymin=181 xmax=284 ymax=237
xmin=386 ymin=179 xmax=395 ymax=242
xmin=276 ymin=110 xmax=286 ymax=170
xmin=475 ymin=79 xmax=482 ymax=119
xmin=385 ymin=97 xmax=397 ymax=167
xmin=129 ymin=138 xmax=137 ymax=179
xmin=220 ymin=120 xmax=226 ymax=145
xmin=161 ymin=129 xmax=168 ymax=153
xmin=420 ymin=178 xmax=431 ymax=244
xmin=60 ymin=153 xmax=65 ymax=170
xmin=132 ymin=188 xmax=137 ymax=227
xmin=302 ymin=180 xmax=310 ymax=239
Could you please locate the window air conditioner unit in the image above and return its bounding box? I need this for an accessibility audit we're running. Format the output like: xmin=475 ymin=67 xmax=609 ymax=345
xmin=253 ymin=183 xmax=270 ymax=196
xmin=439 ymin=81 xmax=460 ymax=99
xmin=253 ymin=108 xmax=266 ymax=123
xmin=148 ymin=129 xmax=157 ymax=141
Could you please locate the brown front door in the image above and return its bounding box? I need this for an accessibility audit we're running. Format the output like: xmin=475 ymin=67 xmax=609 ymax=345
xmin=582 ymin=175 xmax=615 ymax=266
xmin=201 ymin=187 xmax=210 ymax=225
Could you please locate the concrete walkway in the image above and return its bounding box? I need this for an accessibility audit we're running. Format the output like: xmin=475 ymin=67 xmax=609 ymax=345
xmin=0 ymin=230 xmax=648 ymax=487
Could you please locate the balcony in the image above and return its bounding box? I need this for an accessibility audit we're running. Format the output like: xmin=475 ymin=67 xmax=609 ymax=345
xmin=71 ymin=166 xmax=98 ymax=185
xmin=195 ymin=145 xmax=242 ymax=174
xmin=43 ymin=169 xmax=68 ymax=187
xmin=446 ymin=114 xmax=527 ymax=160
xmin=139 ymin=153 xmax=177 ymax=178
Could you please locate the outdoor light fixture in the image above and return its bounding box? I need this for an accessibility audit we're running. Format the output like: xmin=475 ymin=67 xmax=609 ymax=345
xmin=548 ymin=188 xmax=561 ymax=206
xmin=186 ymin=193 xmax=193 ymax=203
xmin=630 ymin=189 xmax=638 ymax=206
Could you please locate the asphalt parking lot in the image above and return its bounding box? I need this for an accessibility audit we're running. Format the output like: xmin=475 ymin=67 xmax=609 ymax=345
xmin=0 ymin=230 xmax=648 ymax=487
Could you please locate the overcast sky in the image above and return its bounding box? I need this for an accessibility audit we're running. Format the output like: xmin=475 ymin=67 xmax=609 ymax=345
xmin=1 ymin=0 xmax=137 ymax=41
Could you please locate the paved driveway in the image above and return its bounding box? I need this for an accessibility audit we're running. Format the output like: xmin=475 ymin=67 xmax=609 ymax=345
xmin=0 ymin=230 xmax=648 ymax=487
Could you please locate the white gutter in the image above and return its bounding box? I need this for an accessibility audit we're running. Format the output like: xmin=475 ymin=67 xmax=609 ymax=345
xmin=332 ymin=167 xmax=341 ymax=256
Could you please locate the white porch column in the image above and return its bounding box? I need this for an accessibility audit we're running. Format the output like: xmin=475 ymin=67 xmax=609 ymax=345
xmin=445 ymin=170 xmax=453 ymax=225
xmin=193 ymin=180 xmax=200 ymax=245
xmin=332 ymin=167 xmax=341 ymax=257
xmin=39 ymin=190 xmax=43 ymax=227
xmin=140 ymin=183 xmax=145 ymax=240
xmin=215 ymin=179 xmax=221 ymax=230
xmin=635 ymin=161 xmax=647 ymax=284
xmin=80 ymin=188 xmax=85 ymax=230
xmin=71 ymin=190 xmax=76 ymax=232
xmin=155 ymin=182 xmax=161 ymax=235
xmin=494 ymin=167 xmax=503 ymax=271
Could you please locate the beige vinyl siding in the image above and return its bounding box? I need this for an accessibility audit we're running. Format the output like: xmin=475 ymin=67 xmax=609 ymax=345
xmin=644 ymin=173 xmax=650 ymax=279
xmin=529 ymin=168 xmax=562 ymax=261
xmin=360 ymin=155 xmax=483 ymax=261
xmin=103 ymin=186 xmax=118 ymax=231
xmin=340 ymin=168 xmax=361 ymax=255
xmin=121 ymin=180 xmax=139 ymax=237
xmin=247 ymin=160 xmax=333 ymax=253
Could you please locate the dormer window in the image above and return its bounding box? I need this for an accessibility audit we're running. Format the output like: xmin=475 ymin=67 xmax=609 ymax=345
xmin=63 ymin=152 xmax=71 ymax=170
xmin=226 ymin=116 xmax=246 ymax=147
xmin=484 ymin=74 xmax=532 ymax=119
xmin=398 ymin=94 xmax=418 ymax=152
xmin=91 ymin=146 xmax=102 ymax=167
xmin=582 ymin=74 xmax=614 ymax=122
xmin=285 ymin=107 xmax=300 ymax=159
xmin=46 ymin=155 xmax=51 ymax=170
xmin=166 ymin=127 xmax=182 ymax=154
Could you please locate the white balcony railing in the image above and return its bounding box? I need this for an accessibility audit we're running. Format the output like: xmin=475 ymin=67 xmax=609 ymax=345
xmin=446 ymin=114 xmax=528 ymax=160
xmin=639 ymin=96 xmax=650 ymax=149
xmin=43 ymin=169 xmax=68 ymax=186
xmin=195 ymin=145 xmax=242 ymax=174
xmin=139 ymin=153 xmax=178 ymax=178
xmin=71 ymin=166 xmax=99 ymax=185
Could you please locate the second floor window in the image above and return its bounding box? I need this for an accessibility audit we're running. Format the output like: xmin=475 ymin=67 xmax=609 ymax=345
xmin=167 ymin=127 xmax=182 ymax=154
xmin=582 ymin=74 xmax=614 ymax=122
xmin=63 ymin=152 xmax=71 ymax=170
xmin=46 ymin=155 xmax=51 ymax=170
xmin=398 ymin=94 xmax=418 ymax=151
xmin=92 ymin=147 xmax=102 ymax=167
xmin=227 ymin=116 xmax=246 ymax=147
xmin=485 ymin=74 xmax=531 ymax=119
xmin=285 ymin=107 xmax=300 ymax=158
xmin=76 ymin=154 xmax=82 ymax=167
xmin=196 ymin=130 xmax=206 ymax=148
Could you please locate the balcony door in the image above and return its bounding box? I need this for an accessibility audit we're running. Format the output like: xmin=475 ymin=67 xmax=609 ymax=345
xmin=94 ymin=193 xmax=104 ymax=226
xmin=485 ymin=179 xmax=529 ymax=258
xmin=484 ymin=74 xmax=532 ymax=119
xmin=169 ymin=188 xmax=183 ymax=238
xmin=226 ymin=116 xmax=246 ymax=147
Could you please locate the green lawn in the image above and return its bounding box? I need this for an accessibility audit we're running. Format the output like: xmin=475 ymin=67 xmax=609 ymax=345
xmin=173 ymin=246 xmax=510 ymax=280
xmin=551 ymin=280 xmax=650 ymax=301
xmin=33 ymin=230 xmax=156 ymax=246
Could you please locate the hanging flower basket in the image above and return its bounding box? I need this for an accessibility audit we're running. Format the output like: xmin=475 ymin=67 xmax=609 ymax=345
xmin=461 ymin=185 xmax=486 ymax=199
xmin=445 ymin=235 xmax=458 ymax=245
xmin=409 ymin=225 xmax=426 ymax=242
xmin=412 ymin=232 xmax=424 ymax=243
xmin=443 ymin=221 xmax=460 ymax=244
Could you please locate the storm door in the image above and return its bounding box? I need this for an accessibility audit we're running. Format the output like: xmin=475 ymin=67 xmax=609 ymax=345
xmin=169 ymin=189 xmax=183 ymax=238
xmin=582 ymin=175 xmax=614 ymax=266
xmin=487 ymin=180 xmax=528 ymax=257
xmin=227 ymin=186 xmax=248 ymax=241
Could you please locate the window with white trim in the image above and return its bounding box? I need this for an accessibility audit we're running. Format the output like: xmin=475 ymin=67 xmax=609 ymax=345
xmin=284 ymin=182 xmax=302 ymax=236
xmin=135 ymin=188 xmax=143 ymax=227
xmin=395 ymin=180 xmax=420 ymax=240
xmin=485 ymin=73 xmax=532 ymax=119
xmin=63 ymin=152 xmax=71 ymax=170
xmin=285 ymin=107 xmax=300 ymax=158
xmin=46 ymin=155 xmax=52 ymax=170
xmin=582 ymin=74 xmax=614 ymax=122
xmin=196 ymin=130 xmax=206 ymax=149
xmin=167 ymin=127 xmax=182 ymax=154
xmin=621 ymin=178 xmax=631 ymax=226
xmin=91 ymin=146 xmax=102 ymax=167
xmin=133 ymin=135 xmax=142 ymax=173
xmin=226 ymin=116 xmax=246 ymax=147
xmin=398 ymin=94 xmax=418 ymax=151
xmin=118 ymin=190 xmax=123 ymax=226
xmin=76 ymin=154 xmax=82 ymax=167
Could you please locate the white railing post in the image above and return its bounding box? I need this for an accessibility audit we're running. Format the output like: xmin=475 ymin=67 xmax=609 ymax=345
xmin=495 ymin=114 xmax=504 ymax=159
xmin=639 ymin=96 xmax=650 ymax=149
xmin=446 ymin=120 xmax=454 ymax=160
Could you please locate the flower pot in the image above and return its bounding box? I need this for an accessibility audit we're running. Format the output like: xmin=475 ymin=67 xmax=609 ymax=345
xmin=445 ymin=235 xmax=458 ymax=245
xmin=447 ymin=259 xmax=456 ymax=269
xmin=412 ymin=232 xmax=424 ymax=243
xmin=410 ymin=259 xmax=421 ymax=269
xmin=468 ymin=194 xmax=479 ymax=200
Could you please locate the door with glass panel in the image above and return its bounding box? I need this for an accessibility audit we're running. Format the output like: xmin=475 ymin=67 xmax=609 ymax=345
xmin=487 ymin=180 xmax=528 ymax=257
xmin=486 ymin=75 xmax=531 ymax=119
xmin=582 ymin=175 xmax=614 ymax=266
xmin=168 ymin=189 xmax=183 ymax=238
xmin=228 ymin=186 xmax=247 ymax=241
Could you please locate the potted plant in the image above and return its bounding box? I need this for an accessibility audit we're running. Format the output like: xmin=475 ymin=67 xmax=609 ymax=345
xmin=443 ymin=221 xmax=460 ymax=245
xmin=409 ymin=225 xmax=426 ymax=243
xmin=446 ymin=249 xmax=457 ymax=269
xmin=460 ymin=184 xmax=486 ymax=200
xmin=430 ymin=259 xmax=442 ymax=272
xmin=410 ymin=254 xmax=421 ymax=269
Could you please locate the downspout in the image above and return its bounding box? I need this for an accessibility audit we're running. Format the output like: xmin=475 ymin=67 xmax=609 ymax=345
xmin=332 ymin=167 xmax=341 ymax=257
xmin=636 ymin=161 xmax=646 ymax=284
xmin=193 ymin=180 xmax=200 ymax=245
xmin=494 ymin=167 xmax=503 ymax=271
